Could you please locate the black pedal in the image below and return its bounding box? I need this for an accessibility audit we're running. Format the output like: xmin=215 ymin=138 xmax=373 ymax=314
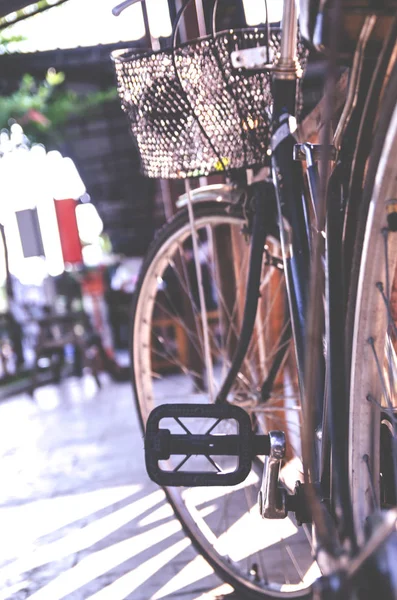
xmin=145 ymin=403 xmax=270 ymax=487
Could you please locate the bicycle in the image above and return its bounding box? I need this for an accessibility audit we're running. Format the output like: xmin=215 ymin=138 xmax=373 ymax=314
xmin=111 ymin=0 xmax=397 ymax=598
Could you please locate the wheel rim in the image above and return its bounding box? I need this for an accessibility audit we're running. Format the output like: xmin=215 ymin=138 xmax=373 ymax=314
xmin=350 ymin=103 xmax=397 ymax=546
xmin=132 ymin=207 xmax=317 ymax=596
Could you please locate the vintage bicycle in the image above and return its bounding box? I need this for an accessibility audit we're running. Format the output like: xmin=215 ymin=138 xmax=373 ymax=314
xmin=112 ymin=0 xmax=397 ymax=597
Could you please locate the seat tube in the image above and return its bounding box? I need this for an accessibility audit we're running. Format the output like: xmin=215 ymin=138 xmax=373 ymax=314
xmin=271 ymin=0 xmax=311 ymax=397
xmin=278 ymin=0 xmax=298 ymax=78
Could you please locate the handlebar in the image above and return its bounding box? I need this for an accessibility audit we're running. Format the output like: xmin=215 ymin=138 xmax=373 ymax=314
xmin=112 ymin=0 xmax=142 ymax=17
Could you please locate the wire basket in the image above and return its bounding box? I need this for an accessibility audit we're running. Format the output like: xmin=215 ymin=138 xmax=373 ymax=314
xmin=112 ymin=28 xmax=306 ymax=179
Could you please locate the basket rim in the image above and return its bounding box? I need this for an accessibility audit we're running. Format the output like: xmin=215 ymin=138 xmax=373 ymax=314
xmin=110 ymin=24 xmax=280 ymax=63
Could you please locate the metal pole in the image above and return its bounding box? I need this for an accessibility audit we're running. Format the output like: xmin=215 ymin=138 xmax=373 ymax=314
xmin=159 ymin=179 xmax=173 ymax=220
xmin=195 ymin=0 xmax=206 ymax=37
xmin=274 ymin=0 xmax=298 ymax=80
xmin=185 ymin=179 xmax=215 ymax=402
xmin=175 ymin=0 xmax=187 ymax=41
xmin=194 ymin=0 xmax=208 ymax=190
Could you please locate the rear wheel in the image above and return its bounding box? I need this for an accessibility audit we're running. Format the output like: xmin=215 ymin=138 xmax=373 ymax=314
xmin=131 ymin=200 xmax=316 ymax=598
xmin=348 ymin=64 xmax=397 ymax=547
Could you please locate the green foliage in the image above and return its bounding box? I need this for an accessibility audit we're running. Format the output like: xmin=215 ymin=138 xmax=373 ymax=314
xmin=0 ymin=69 xmax=118 ymax=145
xmin=45 ymin=87 xmax=118 ymax=129
xmin=0 ymin=33 xmax=25 ymax=53
xmin=0 ymin=0 xmax=69 ymax=31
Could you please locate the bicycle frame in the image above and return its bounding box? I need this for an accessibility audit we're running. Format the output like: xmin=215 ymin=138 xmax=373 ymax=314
xmin=270 ymin=0 xmax=346 ymax=562
xmin=126 ymin=0 xmax=397 ymax=592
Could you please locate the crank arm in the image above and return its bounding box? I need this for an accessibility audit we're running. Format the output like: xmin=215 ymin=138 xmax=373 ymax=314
xmin=145 ymin=403 xmax=313 ymax=525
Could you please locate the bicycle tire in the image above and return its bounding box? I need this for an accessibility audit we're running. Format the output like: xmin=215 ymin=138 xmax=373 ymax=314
xmin=348 ymin=61 xmax=397 ymax=547
xmin=131 ymin=199 xmax=315 ymax=598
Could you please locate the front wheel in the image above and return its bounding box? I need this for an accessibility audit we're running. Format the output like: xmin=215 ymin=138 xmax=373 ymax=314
xmin=131 ymin=199 xmax=316 ymax=598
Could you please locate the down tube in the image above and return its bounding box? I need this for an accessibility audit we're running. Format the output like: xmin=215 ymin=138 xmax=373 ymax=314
xmin=271 ymin=95 xmax=311 ymax=399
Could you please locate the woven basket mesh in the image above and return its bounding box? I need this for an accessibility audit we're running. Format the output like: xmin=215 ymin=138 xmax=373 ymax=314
xmin=112 ymin=28 xmax=306 ymax=179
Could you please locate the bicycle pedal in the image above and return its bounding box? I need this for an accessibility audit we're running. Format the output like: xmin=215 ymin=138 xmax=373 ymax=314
xmin=145 ymin=403 xmax=270 ymax=487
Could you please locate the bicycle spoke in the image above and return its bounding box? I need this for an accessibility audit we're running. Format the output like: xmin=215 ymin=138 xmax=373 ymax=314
xmin=381 ymin=228 xmax=396 ymax=397
xmin=152 ymin=293 xmax=205 ymax=358
xmin=246 ymin=274 xmax=286 ymax=364
xmin=368 ymin=336 xmax=393 ymax=411
xmin=285 ymin=544 xmax=304 ymax=582
xmin=376 ymin=282 xmax=397 ymax=341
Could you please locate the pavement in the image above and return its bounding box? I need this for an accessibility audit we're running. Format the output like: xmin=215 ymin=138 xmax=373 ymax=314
xmin=0 ymin=375 xmax=239 ymax=600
